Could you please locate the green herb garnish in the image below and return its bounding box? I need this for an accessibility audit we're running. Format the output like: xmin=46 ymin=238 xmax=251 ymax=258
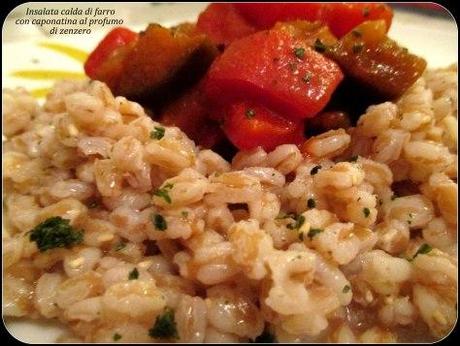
xmin=128 ymin=267 xmax=139 ymax=280
xmin=313 ymin=38 xmax=327 ymax=53
xmin=150 ymin=126 xmax=165 ymax=140
xmin=413 ymin=243 xmax=432 ymax=259
xmin=113 ymin=333 xmax=122 ymax=341
xmin=342 ymin=285 xmax=351 ymax=293
xmin=149 ymin=307 xmax=179 ymax=339
xmin=307 ymin=228 xmax=323 ymax=240
xmin=181 ymin=211 xmax=189 ymax=218
xmin=310 ymin=165 xmax=322 ymax=175
xmin=363 ymin=207 xmax=370 ymax=218
xmin=293 ymin=47 xmax=305 ymax=59
xmin=29 ymin=217 xmax=83 ymax=252
xmin=152 ymin=213 xmax=167 ymax=231
xmin=114 ymin=240 xmax=127 ymax=251
xmin=307 ymin=198 xmax=316 ymax=209
xmin=154 ymin=184 xmax=174 ymax=204
xmin=287 ymin=215 xmax=305 ymax=230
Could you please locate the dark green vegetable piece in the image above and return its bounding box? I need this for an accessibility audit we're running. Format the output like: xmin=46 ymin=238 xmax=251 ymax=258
xmin=128 ymin=267 xmax=139 ymax=280
xmin=114 ymin=240 xmax=127 ymax=251
xmin=152 ymin=214 xmax=167 ymax=231
xmin=153 ymin=183 xmax=174 ymax=204
xmin=363 ymin=207 xmax=370 ymax=218
xmin=149 ymin=307 xmax=179 ymax=339
xmin=310 ymin=165 xmax=322 ymax=175
xmin=293 ymin=47 xmax=305 ymax=59
xmin=150 ymin=126 xmax=165 ymax=140
xmin=413 ymin=243 xmax=432 ymax=259
xmin=29 ymin=217 xmax=83 ymax=252
xmin=287 ymin=215 xmax=305 ymax=230
xmin=307 ymin=228 xmax=323 ymax=240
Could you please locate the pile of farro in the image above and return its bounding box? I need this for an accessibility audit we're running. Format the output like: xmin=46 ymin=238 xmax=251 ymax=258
xmin=2 ymin=64 xmax=457 ymax=342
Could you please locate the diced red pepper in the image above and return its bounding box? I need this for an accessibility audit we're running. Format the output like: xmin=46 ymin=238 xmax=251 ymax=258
xmin=196 ymin=3 xmax=256 ymax=47
xmin=234 ymin=3 xmax=324 ymax=29
xmin=84 ymin=27 xmax=138 ymax=79
xmin=160 ymin=85 xmax=224 ymax=148
xmin=222 ymin=101 xmax=305 ymax=151
xmin=234 ymin=3 xmax=393 ymax=38
xmin=322 ymin=3 xmax=393 ymax=38
xmin=204 ymin=29 xmax=343 ymax=120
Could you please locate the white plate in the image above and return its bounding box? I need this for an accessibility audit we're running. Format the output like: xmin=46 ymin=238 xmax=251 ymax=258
xmin=2 ymin=3 xmax=458 ymax=343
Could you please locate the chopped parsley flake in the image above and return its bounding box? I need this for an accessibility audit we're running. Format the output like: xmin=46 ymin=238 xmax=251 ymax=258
xmin=246 ymin=108 xmax=256 ymax=119
xmin=308 ymin=228 xmax=323 ymax=240
xmin=128 ymin=267 xmax=139 ymax=280
xmin=287 ymin=215 xmax=305 ymax=230
xmin=413 ymin=243 xmax=432 ymax=259
xmin=342 ymin=285 xmax=351 ymax=293
xmin=29 ymin=217 xmax=83 ymax=252
xmin=152 ymin=213 xmax=167 ymax=231
xmin=113 ymin=333 xmax=122 ymax=341
xmin=114 ymin=240 xmax=127 ymax=251
xmin=298 ymin=232 xmax=304 ymax=241
xmin=154 ymin=184 xmax=174 ymax=204
xmin=150 ymin=126 xmax=165 ymax=140
xmin=363 ymin=207 xmax=371 ymax=218
xmin=313 ymin=38 xmax=327 ymax=53
xmin=293 ymin=47 xmax=305 ymax=59
xmin=310 ymin=165 xmax=322 ymax=175
xmin=149 ymin=307 xmax=179 ymax=339
xmin=307 ymin=198 xmax=316 ymax=209
xmin=181 ymin=211 xmax=189 ymax=218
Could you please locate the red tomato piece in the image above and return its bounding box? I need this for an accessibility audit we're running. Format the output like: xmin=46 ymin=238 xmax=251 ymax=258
xmin=222 ymin=101 xmax=305 ymax=151
xmin=196 ymin=3 xmax=256 ymax=47
xmin=204 ymin=29 xmax=343 ymax=120
xmin=234 ymin=3 xmax=393 ymax=38
xmin=84 ymin=27 xmax=138 ymax=79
